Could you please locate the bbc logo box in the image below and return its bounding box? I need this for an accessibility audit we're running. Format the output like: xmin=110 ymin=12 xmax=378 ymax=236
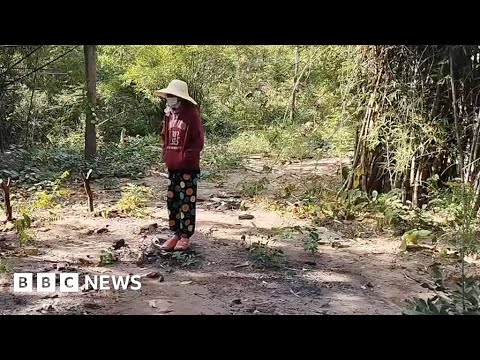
xmin=13 ymin=273 xmax=142 ymax=293
xmin=14 ymin=273 xmax=79 ymax=293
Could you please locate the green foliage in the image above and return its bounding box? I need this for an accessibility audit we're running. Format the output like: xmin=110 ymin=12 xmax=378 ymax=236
xmin=92 ymin=135 xmax=162 ymax=178
xmin=405 ymin=180 xmax=480 ymax=315
xmin=98 ymin=249 xmax=117 ymax=266
xmin=0 ymin=133 xmax=162 ymax=190
xmin=336 ymin=189 xmax=370 ymax=219
xmin=248 ymin=241 xmax=285 ymax=268
xmin=34 ymin=192 xmax=55 ymax=209
xmin=97 ymin=177 xmax=120 ymax=190
xmin=303 ymin=230 xmax=321 ymax=254
xmin=399 ymin=229 xmax=433 ymax=251
xmin=170 ymin=252 xmax=199 ymax=267
xmin=369 ymin=189 xmax=409 ymax=226
xmin=2 ymin=45 xmax=357 ymax=179
xmin=223 ymin=125 xmax=332 ymax=161
xmin=30 ymin=171 xmax=70 ymax=209
xmin=202 ymin=143 xmax=243 ymax=170
xmin=227 ymin=131 xmax=271 ymax=157
xmin=118 ymin=183 xmax=154 ymax=217
xmin=14 ymin=212 xmax=34 ymax=246
xmin=0 ymin=258 xmax=12 ymax=274
xmin=97 ymin=45 xmax=355 ymax=152
xmin=14 ymin=212 xmax=31 ymax=232
xmin=427 ymin=181 xmax=477 ymax=229
xmin=238 ymin=178 xmax=268 ymax=198
xmin=404 ymin=275 xmax=480 ymax=315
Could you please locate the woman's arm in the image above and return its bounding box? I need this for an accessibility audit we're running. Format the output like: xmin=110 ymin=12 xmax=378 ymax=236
xmin=184 ymin=107 xmax=205 ymax=155
xmin=161 ymin=115 xmax=167 ymax=159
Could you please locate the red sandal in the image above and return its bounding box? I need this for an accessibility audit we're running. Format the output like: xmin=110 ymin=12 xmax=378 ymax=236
xmin=161 ymin=235 xmax=180 ymax=251
xmin=174 ymin=237 xmax=191 ymax=251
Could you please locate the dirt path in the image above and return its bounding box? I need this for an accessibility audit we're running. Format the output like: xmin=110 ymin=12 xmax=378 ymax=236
xmin=0 ymin=157 xmax=468 ymax=315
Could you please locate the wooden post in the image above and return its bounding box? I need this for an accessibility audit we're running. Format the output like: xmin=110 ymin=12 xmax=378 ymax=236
xmin=0 ymin=178 xmax=13 ymax=222
xmin=82 ymin=170 xmax=94 ymax=212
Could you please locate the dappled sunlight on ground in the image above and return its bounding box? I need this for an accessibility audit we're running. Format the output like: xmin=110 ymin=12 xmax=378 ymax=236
xmin=1 ymin=157 xmax=473 ymax=315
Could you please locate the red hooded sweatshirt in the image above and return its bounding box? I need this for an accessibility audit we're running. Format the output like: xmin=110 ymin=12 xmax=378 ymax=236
xmin=161 ymin=102 xmax=205 ymax=171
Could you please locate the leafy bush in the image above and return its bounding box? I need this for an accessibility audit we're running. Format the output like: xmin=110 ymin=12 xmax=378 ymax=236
xmin=227 ymin=131 xmax=271 ymax=157
xmin=404 ymin=275 xmax=480 ymax=315
xmin=248 ymin=241 xmax=285 ymax=268
xmin=0 ymin=133 xmax=162 ymax=187
xmin=369 ymin=189 xmax=409 ymax=226
xmin=118 ymin=183 xmax=154 ymax=217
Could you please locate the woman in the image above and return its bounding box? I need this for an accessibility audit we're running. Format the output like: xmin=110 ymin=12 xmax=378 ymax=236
xmin=154 ymin=79 xmax=205 ymax=251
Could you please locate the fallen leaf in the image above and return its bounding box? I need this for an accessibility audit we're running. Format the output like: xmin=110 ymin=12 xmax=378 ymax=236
xmin=239 ymin=214 xmax=255 ymax=220
xmin=180 ymin=281 xmax=192 ymax=285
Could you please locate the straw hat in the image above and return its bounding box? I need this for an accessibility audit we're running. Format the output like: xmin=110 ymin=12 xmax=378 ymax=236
xmin=154 ymin=79 xmax=197 ymax=106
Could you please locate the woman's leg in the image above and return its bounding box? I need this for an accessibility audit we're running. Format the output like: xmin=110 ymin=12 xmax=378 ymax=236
xmin=175 ymin=171 xmax=199 ymax=250
xmin=162 ymin=171 xmax=182 ymax=250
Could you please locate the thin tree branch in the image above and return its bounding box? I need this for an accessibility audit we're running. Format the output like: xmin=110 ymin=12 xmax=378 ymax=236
xmin=3 ymin=46 xmax=79 ymax=88
xmin=0 ymin=45 xmax=43 ymax=78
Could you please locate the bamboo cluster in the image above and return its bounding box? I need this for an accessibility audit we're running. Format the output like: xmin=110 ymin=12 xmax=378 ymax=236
xmin=349 ymin=45 xmax=480 ymax=209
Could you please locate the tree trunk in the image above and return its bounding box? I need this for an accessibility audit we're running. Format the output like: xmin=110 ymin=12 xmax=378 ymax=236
xmin=82 ymin=170 xmax=94 ymax=212
xmin=290 ymin=46 xmax=299 ymax=123
xmin=25 ymin=54 xmax=40 ymax=143
xmin=0 ymin=179 xmax=13 ymax=222
xmin=84 ymin=45 xmax=97 ymax=160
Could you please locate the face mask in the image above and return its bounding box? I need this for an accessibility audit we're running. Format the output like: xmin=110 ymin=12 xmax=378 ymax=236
xmin=166 ymin=97 xmax=180 ymax=108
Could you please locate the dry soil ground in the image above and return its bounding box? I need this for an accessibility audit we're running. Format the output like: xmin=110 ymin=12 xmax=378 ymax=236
xmin=0 ymin=157 xmax=476 ymax=315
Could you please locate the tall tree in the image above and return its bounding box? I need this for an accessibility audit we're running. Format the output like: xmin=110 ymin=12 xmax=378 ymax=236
xmin=290 ymin=46 xmax=299 ymax=123
xmin=84 ymin=45 xmax=97 ymax=160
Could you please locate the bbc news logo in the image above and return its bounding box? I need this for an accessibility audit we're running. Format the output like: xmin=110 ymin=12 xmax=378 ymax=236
xmin=13 ymin=273 xmax=142 ymax=293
